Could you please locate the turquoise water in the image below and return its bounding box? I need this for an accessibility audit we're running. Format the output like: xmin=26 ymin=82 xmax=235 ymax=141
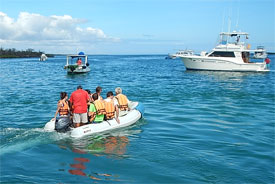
xmin=0 ymin=55 xmax=274 ymax=183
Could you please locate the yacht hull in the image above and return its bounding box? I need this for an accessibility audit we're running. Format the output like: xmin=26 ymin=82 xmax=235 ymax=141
xmin=181 ymin=56 xmax=269 ymax=72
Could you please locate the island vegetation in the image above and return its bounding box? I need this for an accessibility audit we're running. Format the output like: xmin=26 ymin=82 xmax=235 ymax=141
xmin=0 ymin=48 xmax=54 ymax=58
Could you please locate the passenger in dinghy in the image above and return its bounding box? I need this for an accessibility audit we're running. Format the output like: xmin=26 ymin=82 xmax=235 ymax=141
xmin=105 ymin=91 xmax=120 ymax=124
xmin=89 ymin=93 xmax=105 ymax=123
xmin=52 ymin=92 xmax=72 ymax=132
xmin=95 ymin=86 xmax=103 ymax=100
xmin=70 ymin=85 xmax=90 ymax=128
xmin=85 ymin=89 xmax=93 ymax=109
xmin=114 ymin=87 xmax=130 ymax=117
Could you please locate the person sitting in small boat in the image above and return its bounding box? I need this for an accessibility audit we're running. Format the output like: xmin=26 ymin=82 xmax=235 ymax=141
xmin=85 ymin=89 xmax=93 ymax=108
xmin=89 ymin=93 xmax=106 ymax=123
xmin=52 ymin=92 xmax=72 ymax=132
xmin=114 ymin=87 xmax=130 ymax=117
xmin=77 ymin=58 xmax=82 ymax=65
xmin=105 ymin=91 xmax=120 ymax=124
xmin=95 ymin=86 xmax=103 ymax=100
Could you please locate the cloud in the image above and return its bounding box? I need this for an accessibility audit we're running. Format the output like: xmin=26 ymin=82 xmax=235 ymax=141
xmin=0 ymin=12 xmax=119 ymax=53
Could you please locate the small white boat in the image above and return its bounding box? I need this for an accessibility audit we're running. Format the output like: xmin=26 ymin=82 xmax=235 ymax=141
xmin=44 ymin=102 xmax=145 ymax=138
xmin=179 ymin=31 xmax=269 ymax=72
xmin=165 ymin=54 xmax=177 ymax=59
xmin=64 ymin=52 xmax=90 ymax=74
xmin=40 ymin=53 xmax=47 ymax=61
xmin=166 ymin=50 xmax=194 ymax=59
xmin=253 ymin=46 xmax=268 ymax=59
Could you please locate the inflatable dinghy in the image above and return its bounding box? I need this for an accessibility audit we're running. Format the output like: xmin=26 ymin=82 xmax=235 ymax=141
xmin=44 ymin=102 xmax=144 ymax=138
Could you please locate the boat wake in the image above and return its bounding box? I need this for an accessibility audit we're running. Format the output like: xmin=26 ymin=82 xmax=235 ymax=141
xmin=0 ymin=127 xmax=69 ymax=156
xmin=0 ymin=118 xmax=147 ymax=156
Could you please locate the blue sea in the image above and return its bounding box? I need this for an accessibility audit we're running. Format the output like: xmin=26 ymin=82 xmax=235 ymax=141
xmin=0 ymin=55 xmax=274 ymax=183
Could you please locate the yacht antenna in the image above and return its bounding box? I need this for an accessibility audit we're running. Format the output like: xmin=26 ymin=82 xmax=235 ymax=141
xmin=227 ymin=17 xmax=231 ymax=45
xmin=235 ymin=0 xmax=240 ymax=30
xmin=228 ymin=5 xmax=232 ymax=32
xmin=221 ymin=8 xmax=226 ymax=32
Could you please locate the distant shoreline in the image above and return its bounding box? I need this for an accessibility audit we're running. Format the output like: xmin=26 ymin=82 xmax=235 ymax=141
xmin=0 ymin=48 xmax=54 ymax=58
xmin=0 ymin=55 xmax=55 ymax=59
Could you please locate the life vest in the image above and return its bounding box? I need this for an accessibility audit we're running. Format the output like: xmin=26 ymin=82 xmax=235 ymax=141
xmin=89 ymin=112 xmax=96 ymax=122
xmin=105 ymin=100 xmax=115 ymax=119
xmin=58 ymin=100 xmax=69 ymax=116
xmin=93 ymin=100 xmax=106 ymax=115
xmin=116 ymin=94 xmax=128 ymax=111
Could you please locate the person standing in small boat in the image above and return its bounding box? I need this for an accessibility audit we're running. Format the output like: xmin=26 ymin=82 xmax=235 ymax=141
xmin=89 ymin=93 xmax=105 ymax=123
xmin=77 ymin=58 xmax=82 ymax=65
xmin=70 ymin=85 xmax=90 ymax=128
xmin=52 ymin=92 xmax=71 ymax=132
xmin=114 ymin=87 xmax=130 ymax=117
xmin=265 ymin=57 xmax=271 ymax=69
xmin=105 ymin=91 xmax=120 ymax=124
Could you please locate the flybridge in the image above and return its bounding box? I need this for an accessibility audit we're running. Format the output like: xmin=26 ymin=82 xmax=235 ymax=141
xmin=219 ymin=31 xmax=249 ymax=46
xmin=220 ymin=31 xmax=249 ymax=36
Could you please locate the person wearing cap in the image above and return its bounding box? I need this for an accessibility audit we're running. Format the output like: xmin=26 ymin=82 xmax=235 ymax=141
xmin=114 ymin=87 xmax=130 ymax=117
xmin=69 ymin=85 xmax=90 ymax=127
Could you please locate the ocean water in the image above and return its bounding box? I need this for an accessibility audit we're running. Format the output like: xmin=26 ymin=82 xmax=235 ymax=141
xmin=0 ymin=55 xmax=274 ymax=183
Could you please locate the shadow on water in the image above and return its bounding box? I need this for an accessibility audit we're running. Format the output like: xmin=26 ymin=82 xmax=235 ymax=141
xmin=0 ymin=118 xmax=147 ymax=182
xmin=57 ymin=121 xmax=146 ymax=158
xmin=55 ymin=119 xmax=146 ymax=181
xmin=58 ymin=135 xmax=131 ymax=181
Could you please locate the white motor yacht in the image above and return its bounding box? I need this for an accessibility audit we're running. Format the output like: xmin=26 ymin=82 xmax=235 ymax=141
xmin=179 ymin=31 xmax=269 ymax=72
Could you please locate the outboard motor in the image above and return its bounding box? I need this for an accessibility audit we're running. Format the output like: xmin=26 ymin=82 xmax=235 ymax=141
xmin=55 ymin=117 xmax=71 ymax=133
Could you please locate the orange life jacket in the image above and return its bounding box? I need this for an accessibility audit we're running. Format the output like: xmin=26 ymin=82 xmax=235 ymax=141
xmin=58 ymin=100 xmax=69 ymax=116
xmin=93 ymin=100 xmax=106 ymax=115
xmin=116 ymin=94 xmax=128 ymax=111
xmin=105 ymin=100 xmax=115 ymax=119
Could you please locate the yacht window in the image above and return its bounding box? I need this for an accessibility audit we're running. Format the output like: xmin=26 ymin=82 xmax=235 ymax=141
xmin=208 ymin=51 xmax=235 ymax=57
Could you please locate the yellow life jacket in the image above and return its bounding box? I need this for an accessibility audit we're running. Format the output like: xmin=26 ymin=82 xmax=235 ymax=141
xmin=116 ymin=94 xmax=128 ymax=111
xmin=58 ymin=100 xmax=69 ymax=116
xmin=105 ymin=100 xmax=115 ymax=119
xmin=93 ymin=100 xmax=106 ymax=115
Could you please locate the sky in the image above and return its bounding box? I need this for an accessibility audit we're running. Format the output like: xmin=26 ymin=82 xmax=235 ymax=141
xmin=0 ymin=0 xmax=274 ymax=54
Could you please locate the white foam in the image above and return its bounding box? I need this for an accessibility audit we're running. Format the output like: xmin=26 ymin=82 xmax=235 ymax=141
xmin=0 ymin=127 xmax=67 ymax=155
